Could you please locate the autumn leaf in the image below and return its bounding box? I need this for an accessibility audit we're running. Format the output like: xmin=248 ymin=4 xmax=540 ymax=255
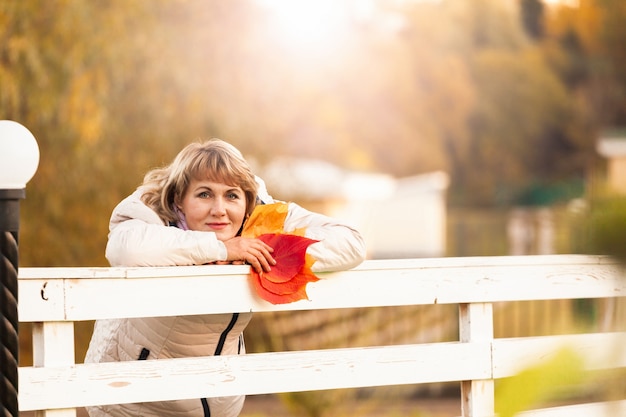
xmin=249 ymin=233 xmax=319 ymax=304
xmin=251 ymin=273 xmax=310 ymax=304
xmin=258 ymin=268 xmax=317 ymax=295
xmin=256 ymin=234 xmax=318 ymax=282
xmin=241 ymin=203 xmax=289 ymax=237
xmin=242 ymin=202 xmax=307 ymax=237
xmin=242 ymin=203 xmax=321 ymax=304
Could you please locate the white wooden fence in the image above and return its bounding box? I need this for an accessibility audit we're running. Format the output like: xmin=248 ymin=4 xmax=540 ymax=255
xmin=17 ymin=255 xmax=626 ymax=417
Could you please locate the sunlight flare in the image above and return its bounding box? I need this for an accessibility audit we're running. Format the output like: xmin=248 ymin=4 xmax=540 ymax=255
xmin=256 ymin=0 xmax=352 ymax=51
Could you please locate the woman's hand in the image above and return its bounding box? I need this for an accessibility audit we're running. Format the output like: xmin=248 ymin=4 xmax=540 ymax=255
xmin=223 ymin=236 xmax=276 ymax=274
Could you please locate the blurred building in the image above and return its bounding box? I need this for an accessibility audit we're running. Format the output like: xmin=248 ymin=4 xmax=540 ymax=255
xmin=330 ymin=171 xmax=449 ymax=259
xmin=260 ymin=157 xmax=449 ymax=259
xmin=597 ymin=132 xmax=626 ymax=194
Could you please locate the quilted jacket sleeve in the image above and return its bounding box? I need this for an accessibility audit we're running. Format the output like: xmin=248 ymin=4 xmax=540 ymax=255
xmin=105 ymin=186 xmax=366 ymax=271
xmin=284 ymin=202 xmax=366 ymax=272
xmin=105 ymin=190 xmax=227 ymax=267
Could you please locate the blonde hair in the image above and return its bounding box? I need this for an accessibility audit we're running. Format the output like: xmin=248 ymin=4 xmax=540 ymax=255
xmin=140 ymin=139 xmax=258 ymax=224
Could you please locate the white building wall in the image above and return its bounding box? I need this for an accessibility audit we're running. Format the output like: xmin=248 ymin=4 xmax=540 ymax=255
xmin=328 ymin=171 xmax=449 ymax=259
xmin=260 ymin=158 xmax=449 ymax=260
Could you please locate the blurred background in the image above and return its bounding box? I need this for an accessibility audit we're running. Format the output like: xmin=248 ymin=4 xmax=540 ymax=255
xmin=4 ymin=0 xmax=626 ymax=416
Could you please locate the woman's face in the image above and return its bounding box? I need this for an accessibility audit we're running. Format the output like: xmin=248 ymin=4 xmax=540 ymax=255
xmin=177 ymin=178 xmax=247 ymax=240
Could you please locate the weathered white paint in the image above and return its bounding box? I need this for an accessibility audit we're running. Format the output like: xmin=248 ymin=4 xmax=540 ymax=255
xmin=17 ymin=255 xmax=626 ymax=417
xmin=18 ymin=255 xmax=624 ymax=321
xmin=20 ymin=342 xmax=489 ymax=410
xmin=460 ymin=303 xmax=495 ymax=417
xmin=32 ymin=322 xmax=76 ymax=417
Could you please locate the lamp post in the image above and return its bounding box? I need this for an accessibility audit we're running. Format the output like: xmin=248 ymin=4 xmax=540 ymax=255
xmin=0 ymin=120 xmax=39 ymax=417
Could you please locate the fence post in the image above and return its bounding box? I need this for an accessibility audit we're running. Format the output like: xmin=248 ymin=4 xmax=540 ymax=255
xmin=33 ymin=322 xmax=77 ymax=417
xmin=459 ymin=302 xmax=495 ymax=417
xmin=0 ymin=121 xmax=39 ymax=417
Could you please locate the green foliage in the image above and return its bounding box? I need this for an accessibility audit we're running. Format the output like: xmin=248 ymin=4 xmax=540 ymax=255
xmin=586 ymin=196 xmax=626 ymax=263
xmin=495 ymin=348 xmax=586 ymax=417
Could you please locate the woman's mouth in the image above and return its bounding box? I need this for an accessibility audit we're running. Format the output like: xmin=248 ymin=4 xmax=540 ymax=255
xmin=207 ymin=222 xmax=229 ymax=230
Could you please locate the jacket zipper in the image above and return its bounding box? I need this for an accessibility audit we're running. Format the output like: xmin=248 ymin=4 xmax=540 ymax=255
xmin=201 ymin=313 xmax=240 ymax=417
xmin=214 ymin=313 xmax=239 ymax=356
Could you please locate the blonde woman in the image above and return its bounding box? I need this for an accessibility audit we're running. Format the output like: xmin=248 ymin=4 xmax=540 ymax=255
xmin=85 ymin=139 xmax=366 ymax=417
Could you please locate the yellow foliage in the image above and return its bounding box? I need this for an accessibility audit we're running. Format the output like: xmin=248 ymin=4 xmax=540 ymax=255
xmin=495 ymin=347 xmax=586 ymax=417
xmin=61 ymin=70 xmax=107 ymax=145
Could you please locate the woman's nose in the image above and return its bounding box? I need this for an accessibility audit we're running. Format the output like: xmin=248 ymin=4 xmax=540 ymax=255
xmin=210 ymin=197 xmax=226 ymax=215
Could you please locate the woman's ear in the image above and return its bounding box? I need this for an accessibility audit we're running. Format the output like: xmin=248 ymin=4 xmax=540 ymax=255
xmin=173 ymin=194 xmax=183 ymax=210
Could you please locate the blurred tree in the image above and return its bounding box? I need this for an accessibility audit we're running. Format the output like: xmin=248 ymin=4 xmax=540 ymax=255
xmin=435 ymin=0 xmax=592 ymax=205
xmin=520 ymin=0 xmax=545 ymax=40
xmin=397 ymin=2 xmax=477 ymax=178
xmin=1 ymin=1 xmax=205 ymax=266
xmin=448 ymin=0 xmax=527 ymax=50
xmin=466 ymin=48 xmax=591 ymax=204
xmin=3 ymin=0 xmax=626 ymax=267
xmin=546 ymin=0 xmax=626 ymax=126
xmin=591 ymin=0 xmax=626 ymax=126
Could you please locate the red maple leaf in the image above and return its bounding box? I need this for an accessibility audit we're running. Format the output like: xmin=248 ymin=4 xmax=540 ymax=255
xmin=250 ymin=233 xmax=319 ymax=304
xmin=259 ymin=266 xmax=319 ymax=295
xmin=256 ymin=234 xmax=317 ymax=282
xmin=242 ymin=203 xmax=321 ymax=304
xmin=251 ymin=273 xmax=310 ymax=304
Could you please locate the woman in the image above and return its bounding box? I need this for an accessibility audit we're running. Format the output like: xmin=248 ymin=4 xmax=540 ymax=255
xmin=84 ymin=139 xmax=366 ymax=417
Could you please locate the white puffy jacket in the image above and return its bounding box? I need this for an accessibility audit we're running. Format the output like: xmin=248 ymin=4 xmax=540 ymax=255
xmin=84 ymin=185 xmax=366 ymax=417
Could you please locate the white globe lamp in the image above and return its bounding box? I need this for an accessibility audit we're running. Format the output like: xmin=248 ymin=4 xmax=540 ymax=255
xmin=0 ymin=120 xmax=40 ymax=190
xmin=0 ymin=120 xmax=39 ymax=417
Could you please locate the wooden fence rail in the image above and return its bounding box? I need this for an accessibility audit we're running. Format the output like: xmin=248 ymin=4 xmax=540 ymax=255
xmin=17 ymin=255 xmax=626 ymax=417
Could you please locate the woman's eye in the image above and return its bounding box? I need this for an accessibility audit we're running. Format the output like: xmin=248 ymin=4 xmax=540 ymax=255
xmin=227 ymin=192 xmax=240 ymax=200
xmin=198 ymin=191 xmax=211 ymax=198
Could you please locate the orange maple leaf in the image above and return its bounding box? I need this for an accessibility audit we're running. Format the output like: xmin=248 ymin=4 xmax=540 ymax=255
xmin=241 ymin=203 xmax=288 ymax=237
